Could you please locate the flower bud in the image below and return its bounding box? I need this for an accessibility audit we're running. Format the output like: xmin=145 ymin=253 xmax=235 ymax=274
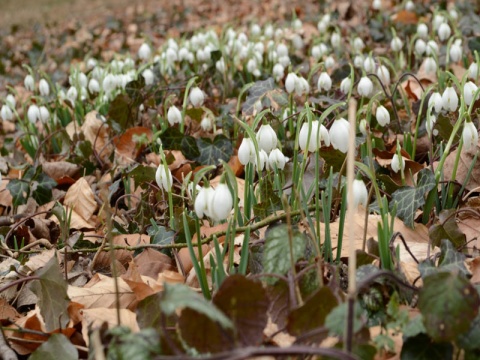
xmin=468 ymin=62 xmax=479 ymax=80
xmin=358 ymin=76 xmax=373 ymax=97
xmin=39 ymin=106 xmax=50 ymax=123
xmin=238 ymin=138 xmax=256 ymax=165
xmin=391 ymin=154 xmax=405 ymax=173
xmin=27 ymin=104 xmax=40 ymax=123
xmin=428 ymin=92 xmax=443 ymax=113
xmin=449 ymin=42 xmax=462 ymax=63
xmin=138 ymin=43 xmax=152 ymax=60
xmin=142 ymin=69 xmax=155 ymax=86
xmin=329 ymin=118 xmax=350 ymax=153
xmin=195 ymin=186 xmax=214 ymax=218
xmin=255 ymin=149 xmax=269 ymax=171
xmin=39 ymin=79 xmax=50 ymax=97
xmin=390 ymin=36 xmax=403 ymax=52
xmin=437 ymin=23 xmax=451 ymax=42
xmin=200 ymin=116 xmax=212 ymax=131
xmin=66 ymin=86 xmax=78 ymax=105
xmin=1 ymin=105 xmax=13 ymax=121
xmin=442 ymin=86 xmax=458 ymax=112
xmin=330 ymin=32 xmax=341 ymax=48
xmin=6 ymin=94 xmax=16 ymax=109
xmin=285 ymin=73 xmax=297 ymax=94
xmin=352 ymin=179 xmax=368 ymax=209
xmin=359 ymin=119 xmax=368 ymax=136
xmin=376 ymin=65 xmax=390 ymax=86
xmin=463 ymin=81 xmax=479 ymax=106
xmin=167 ymin=106 xmax=182 ymax=126
xmin=414 ymin=39 xmax=426 ymax=55
xmin=372 ymin=0 xmax=382 ymax=10
xmin=340 ymin=77 xmax=352 ymax=94
xmin=363 ymin=56 xmax=375 ymax=73
xmin=462 ymin=121 xmax=478 ymax=152
xmin=405 ymin=0 xmax=414 ymax=11
xmin=155 ymin=164 xmax=173 ymax=191
xmin=424 ymin=57 xmax=437 ymax=74
xmin=88 ymin=79 xmax=100 ymax=93
xmin=426 ymin=41 xmax=439 ymax=56
xmin=317 ymin=72 xmax=332 ymax=92
xmin=189 ymin=87 xmax=205 ymax=107
xmin=24 ymin=74 xmax=34 ymax=91
xmin=376 ymin=105 xmax=390 ymax=126
xmin=417 ymin=24 xmax=428 ymax=39
xmin=352 ymin=37 xmax=365 ymax=52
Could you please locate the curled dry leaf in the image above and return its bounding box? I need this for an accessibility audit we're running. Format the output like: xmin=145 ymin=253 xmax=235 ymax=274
xmin=64 ymin=177 xmax=97 ymax=222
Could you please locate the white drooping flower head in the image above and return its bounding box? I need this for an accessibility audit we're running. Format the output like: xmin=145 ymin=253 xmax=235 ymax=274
xmin=27 ymin=104 xmax=40 ymax=123
xmin=464 ymin=81 xmax=479 ymax=107
xmin=358 ymin=76 xmax=374 ymax=97
xmin=428 ymin=92 xmax=444 ymax=114
xmin=462 ymin=121 xmax=478 ymax=152
xmin=391 ymin=153 xmax=405 ymax=173
xmin=329 ymin=118 xmax=350 ymax=153
xmin=1 ymin=104 xmax=13 ymax=121
xmin=167 ymin=106 xmax=182 ymax=126
xmin=352 ymin=179 xmax=368 ymax=209
xmin=142 ymin=69 xmax=155 ymax=86
xmin=238 ymin=138 xmax=256 ymax=165
xmin=390 ymin=36 xmax=403 ymax=52
xmin=6 ymin=94 xmax=16 ymax=109
xmin=285 ymin=72 xmax=297 ymax=94
xmin=442 ymin=86 xmax=459 ymax=112
xmin=39 ymin=79 xmax=50 ymax=97
xmin=189 ymin=87 xmax=205 ymax=107
xmin=195 ymin=186 xmax=215 ymax=219
xmin=376 ymin=65 xmax=391 ymax=86
xmin=417 ymin=23 xmax=428 ymax=39
xmin=200 ymin=116 xmax=213 ymax=132
xmin=138 ymin=42 xmax=152 ymax=60
xmin=340 ymin=77 xmax=352 ymax=94
xmin=414 ymin=39 xmax=427 ymax=55
xmin=88 ymin=79 xmax=100 ymax=94
xmin=423 ymin=57 xmax=437 ymax=75
xmin=437 ymin=23 xmax=451 ymax=42
xmin=24 ymin=74 xmax=34 ymax=91
xmin=208 ymin=183 xmax=233 ymax=222
xmin=317 ymin=72 xmax=332 ymax=92
xmin=449 ymin=41 xmax=462 ymax=63
xmin=299 ymin=120 xmax=330 ymax=153
xmin=39 ymin=106 xmax=50 ymax=123
xmin=376 ymin=105 xmax=390 ymax=127
xmin=268 ymin=148 xmax=287 ymax=170
xmin=155 ymin=163 xmax=173 ymax=191
xmin=468 ymin=62 xmax=479 ymax=80
xmin=256 ymin=124 xmax=278 ymax=153
xmin=255 ymin=149 xmax=269 ymax=171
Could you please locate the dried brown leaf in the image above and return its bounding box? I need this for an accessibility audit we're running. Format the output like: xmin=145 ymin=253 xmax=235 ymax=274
xmin=64 ymin=177 xmax=97 ymax=222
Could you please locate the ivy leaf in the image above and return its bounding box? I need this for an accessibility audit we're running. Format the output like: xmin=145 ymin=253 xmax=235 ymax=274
xmin=161 ymin=283 xmax=233 ymax=329
xmin=390 ymin=168 xmax=435 ymax=228
xmin=108 ymin=94 xmax=131 ymax=131
xmin=418 ymin=240 xmax=470 ymax=278
xmin=418 ymin=271 xmax=480 ymax=342
xmin=160 ymin=127 xmax=184 ymax=150
xmin=181 ymin=136 xmax=200 ymax=160
xmin=185 ymin=108 xmax=204 ymax=122
xmin=401 ymin=333 xmax=453 ymax=360
xmin=429 ymin=209 xmax=466 ymax=248
xmin=106 ymin=327 xmax=161 ymax=360
xmin=30 ymin=334 xmax=78 ymax=360
xmin=262 ymin=224 xmax=306 ymax=284
xmin=32 ymin=172 xmax=57 ymax=205
xmin=6 ymin=179 xmax=30 ymax=206
xmin=196 ymin=135 xmax=232 ymax=165
xmin=30 ymin=254 xmax=70 ymax=332
xmin=241 ymin=78 xmax=287 ymax=115
xmin=128 ymin=165 xmax=156 ymax=189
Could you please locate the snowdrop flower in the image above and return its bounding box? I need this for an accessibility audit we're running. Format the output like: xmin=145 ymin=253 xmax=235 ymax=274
xmin=66 ymin=87 xmax=78 ymax=105
xmin=330 ymin=118 xmax=350 ymax=153
xmin=292 ymin=34 xmax=304 ymax=50
xmin=363 ymin=56 xmax=376 ymax=73
xmin=415 ymin=39 xmax=427 ymax=55
xmin=391 ymin=154 xmax=405 ymax=173
xmin=391 ymin=36 xmax=403 ymax=52
xmin=424 ymin=57 xmax=437 ymax=74
xmin=438 ymin=23 xmax=451 ymax=42
xmin=426 ymin=112 xmax=436 ymax=137
xmin=463 ymin=81 xmax=479 ymax=106
xmin=426 ymin=41 xmax=439 ymax=56
xmin=208 ymin=183 xmax=233 ymax=222
xmin=24 ymin=74 xmax=34 ymax=91
xmin=299 ymin=120 xmax=329 ymax=152
xmin=417 ymin=24 xmax=428 ymax=39
xmin=88 ymin=79 xmax=100 ymax=93
xmin=376 ymin=65 xmax=390 ymax=86
xmin=277 ymin=43 xmax=289 ymax=58
xmin=468 ymin=62 xmax=479 ymax=80
xmin=251 ymin=24 xmax=261 ymax=37
xmin=292 ymin=18 xmax=303 ymax=31
xmin=138 ymin=43 xmax=152 ymax=60
xmin=6 ymin=94 xmax=16 ymax=109
xmin=167 ymin=106 xmax=182 ymax=126
xmin=433 ymin=15 xmax=445 ymax=30
xmin=359 ymin=119 xmax=368 ymax=136
xmin=216 ymin=58 xmax=225 ymax=73
xmin=428 ymin=92 xmax=443 ymax=113
xmin=442 ymin=86 xmax=459 ymax=112
xmin=256 ymin=124 xmax=278 ymax=153
xmin=376 ymin=105 xmax=390 ymax=126
xmin=372 ymin=0 xmax=382 ymax=10
xmin=295 ymin=77 xmax=310 ymax=96
xmin=27 ymin=104 xmax=40 ymax=123
xmin=87 ymin=58 xmax=97 ymax=69
xmin=450 ymin=41 xmax=462 ymax=63
xmin=155 ymin=163 xmax=173 ymax=191
xmin=238 ymin=138 xmax=256 ymax=165
xmin=405 ymin=0 xmax=414 ymax=11
xmin=324 ymin=56 xmax=335 ymax=69
xmin=200 ymin=116 xmax=212 ymax=131
xmin=358 ymin=76 xmax=374 ymax=97
xmin=102 ymin=74 xmax=117 ymax=93
xmin=352 ymin=179 xmax=368 ymax=208
xmin=285 ymin=73 xmax=297 ymax=94
xmin=189 ymin=87 xmax=204 ymax=107
xmin=166 ymin=48 xmax=178 ymax=64
xmin=255 ymin=149 xmax=269 ymax=171
xmin=340 ymin=77 xmax=352 ymax=94
xmin=142 ymin=69 xmax=155 ymax=86
xmin=195 ymin=186 xmax=214 ymax=218
xmin=39 ymin=79 xmax=50 ymax=97
xmin=1 ymin=104 xmax=13 ymax=121
xmin=268 ymin=148 xmax=287 ymax=170
xmin=317 ymin=72 xmax=332 ymax=92
xmin=39 ymin=106 xmax=50 ymax=123
xmin=272 ymin=63 xmax=285 ymax=82
xmin=352 ymin=37 xmax=365 ymax=52
xmin=462 ymin=120 xmax=478 ymax=152
xmin=449 ymin=8 xmax=459 ymax=20
xmin=354 ymin=55 xmax=364 ymax=68
xmin=330 ymin=32 xmax=341 ymax=49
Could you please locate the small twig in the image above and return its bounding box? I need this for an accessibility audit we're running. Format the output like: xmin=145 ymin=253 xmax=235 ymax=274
xmin=17 ymin=239 xmax=53 ymax=253
xmin=389 ymin=232 xmax=419 ymax=264
xmin=3 ymin=210 xmax=51 ymax=249
xmin=0 ymin=276 xmax=40 ymax=295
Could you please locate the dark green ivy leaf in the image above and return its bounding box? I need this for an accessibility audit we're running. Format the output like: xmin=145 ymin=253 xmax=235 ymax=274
xmin=196 ymin=135 xmax=232 ymax=165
